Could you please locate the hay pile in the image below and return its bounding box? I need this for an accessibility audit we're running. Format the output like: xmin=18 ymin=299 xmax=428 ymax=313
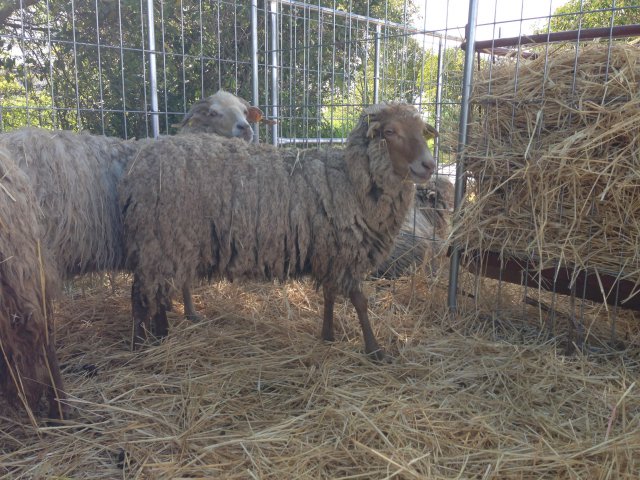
xmin=453 ymin=43 xmax=640 ymax=301
xmin=0 ymin=274 xmax=639 ymax=478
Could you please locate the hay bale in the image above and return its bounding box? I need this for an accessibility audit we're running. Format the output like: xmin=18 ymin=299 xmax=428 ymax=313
xmin=0 ymin=147 xmax=66 ymax=420
xmin=452 ymin=43 xmax=640 ymax=304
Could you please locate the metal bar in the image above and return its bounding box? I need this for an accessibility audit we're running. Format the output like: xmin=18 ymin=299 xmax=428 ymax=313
xmin=316 ymin=0 xmax=323 ymax=140
xmin=373 ymin=24 xmax=381 ymax=104
xmin=277 ymin=0 xmax=463 ymax=41
xmin=146 ymin=0 xmax=160 ymax=138
xmin=433 ymin=38 xmax=444 ymax=160
xmin=447 ymin=0 xmax=479 ymax=313
xmin=269 ymin=0 xmax=279 ymax=144
xmin=215 ymin=0 xmax=221 ymax=88
xmin=278 ymin=137 xmax=346 ymax=144
xmin=17 ymin=0 xmax=29 ymax=125
xmin=70 ymin=0 xmax=81 ymax=127
xmin=233 ymin=0 xmax=239 ymax=88
xmin=180 ymin=0 xmax=187 ymax=115
xmin=139 ymin=0 xmax=149 ymax=135
xmin=329 ymin=2 xmax=336 ymax=139
xmin=302 ymin=5 xmax=309 ymax=140
xmin=117 ymin=0 xmax=128 ymax=137
xmin=251 ymin=0 xmax=260 ymax=143
xmin=159 ymin=0 xmax=169 ymax=133
xmin=94 ymin=0 xmax=105 ymax=134
xmin=463 ymin=24 xmax=640 ymax=52
xmin=45 ymin=0 xmax=57 ymax=128
xmin=199 ymin=0 xmax=205 ymax=95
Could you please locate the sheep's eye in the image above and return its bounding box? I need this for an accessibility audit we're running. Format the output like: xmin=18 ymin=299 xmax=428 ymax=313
xmin=384 ymin=129 xmax=395 ymax=136
xmin=208 ymin=109 xmax=220 ymax=117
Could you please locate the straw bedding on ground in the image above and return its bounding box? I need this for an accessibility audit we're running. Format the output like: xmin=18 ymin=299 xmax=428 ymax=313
xmin=0 ymin=273 xmax=638 ymax=479
xmin=452 ymin=43 xmax=640 ymax=299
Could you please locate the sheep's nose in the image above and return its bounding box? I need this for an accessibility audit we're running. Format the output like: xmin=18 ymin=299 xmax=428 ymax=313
xmin=235 ymin=122 xmax=251 ymax=135
xmin=423 ymin=155 xmax=436 ymax=174
xmin=234 ymin=121 xmax=253 ymax=142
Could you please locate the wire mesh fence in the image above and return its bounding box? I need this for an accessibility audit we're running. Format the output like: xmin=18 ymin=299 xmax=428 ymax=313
xmin=0 ymin=0 xmax=466 ymax=145
xmin=449 ymin=1 xmax=640 ymax=350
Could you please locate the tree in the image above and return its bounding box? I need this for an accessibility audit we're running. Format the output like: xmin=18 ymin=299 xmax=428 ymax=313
xmin=546 ymin=0 xmax=640 ymax=31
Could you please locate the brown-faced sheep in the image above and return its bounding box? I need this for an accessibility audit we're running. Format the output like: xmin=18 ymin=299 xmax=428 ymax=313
xmin=0 ymin=147 xmax=66 ymax=420
xmin=120 ymin=103 xmax=437 ymax=360
xmin=374 ymin=175 xmax=454 ymax=279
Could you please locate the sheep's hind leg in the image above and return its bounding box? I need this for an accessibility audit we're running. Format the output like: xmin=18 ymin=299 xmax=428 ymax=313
xmin=182 ymin=284 xmax=202 ymax=322
xmin=131 ymin=275 xmax=150 ymax=349
xmin=349 ymin=289 xmax=387 ymax=362
xmin=321 ymin=285 xmax=336 ymax=342
xmin=151 ymin=290 xmax=169 ymax=341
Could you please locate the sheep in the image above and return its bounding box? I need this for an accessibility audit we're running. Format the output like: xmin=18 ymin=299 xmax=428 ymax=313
xmin=0 ymin=90 xmax=263 ymax=318
xmin=175 ymin=90 xmax=264 ymax=320
xmin=0 ymin=91 xmax=262 ymax=418
xmin=0 ymin=147 xmax=66 ymax=420
xmin=178 ymin=90 xmax=264 ymax=141
xmin=374 ymin=175 xmax=454 ymax=279
xmin=120 ymin=103 xmax=437 ymax=360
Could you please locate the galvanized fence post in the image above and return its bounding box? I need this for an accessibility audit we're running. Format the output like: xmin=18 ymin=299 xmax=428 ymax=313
xmin=447 ymin=0 xmax=479 ymax=313
xmin=146 ymin=0 xmax=160 ymax=138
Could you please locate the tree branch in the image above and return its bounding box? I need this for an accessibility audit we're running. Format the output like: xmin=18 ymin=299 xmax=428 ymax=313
xmin=0 ymin=0 xmax=42 ymax=28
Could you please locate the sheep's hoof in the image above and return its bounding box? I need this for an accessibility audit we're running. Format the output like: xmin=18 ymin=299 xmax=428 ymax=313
xmin=185 ymin=313 xmax=203 ymax=323
xmin=321 ymin=333 xmax=336 ymax=343
xmin=47 ymin=403 xmax=70 ymax=425
xmin=367 ymin=348 xmax=391 ymax=364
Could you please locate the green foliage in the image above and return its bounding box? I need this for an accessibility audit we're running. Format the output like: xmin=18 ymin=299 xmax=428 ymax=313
xmin=546 ymin=0 xmax=640 ymax=31
xmin=0 ymin=76 xmax=57 ymax=131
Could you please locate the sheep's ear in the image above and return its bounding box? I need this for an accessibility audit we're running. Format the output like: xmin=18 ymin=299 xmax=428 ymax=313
xmin=363 ymin=104 xmax=387 ymax=116
xmin=366 ymin=120 xmax=381 ymax=138
xmin=362 ymin=104 xmax=387 ymax=137
xmin=424 ymin=123 xmax=438 ymax=140
xmin=247 ymin=106 xmax=264 ymax=123
xmin=261 ymin=117 xmax=278 ymax=126
xmin=180 ymin=98 xmax=210 ymax=127
xmin=179 ymin=114 xmax=193 ymax=128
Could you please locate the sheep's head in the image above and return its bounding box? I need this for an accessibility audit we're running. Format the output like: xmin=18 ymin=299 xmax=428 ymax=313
xmin=178 ymin=90 xmax=263 ymax=142
xmin=360 ymin=103 xmax=437 ymax=184
xmin=416 ymin=176 xmax=455 ymax=211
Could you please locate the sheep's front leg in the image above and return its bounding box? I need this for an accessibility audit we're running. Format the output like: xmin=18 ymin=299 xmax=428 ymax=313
xmin=182 ymin=284 xmax=202 ymax=322
xmin=151 ymin=292 xmax=168 ymax=340
xmin=45 ymin=339 xmax=68 ymax=420
xmin=349 ymin=289 xmax=386 ymax=362
xmin=131 ymin=275 xmax=150 ymax=349
xmin=321 ymin=285 xmax=336 ymax=342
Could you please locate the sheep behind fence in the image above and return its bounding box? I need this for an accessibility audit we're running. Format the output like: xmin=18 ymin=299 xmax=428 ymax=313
xmin=375 ymin=175 xmax=455 ymax=279
xmin=120 ymin=102 xmax=437 ymax=360
xmin=0 ymin=90 xmax=261 ymax=281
